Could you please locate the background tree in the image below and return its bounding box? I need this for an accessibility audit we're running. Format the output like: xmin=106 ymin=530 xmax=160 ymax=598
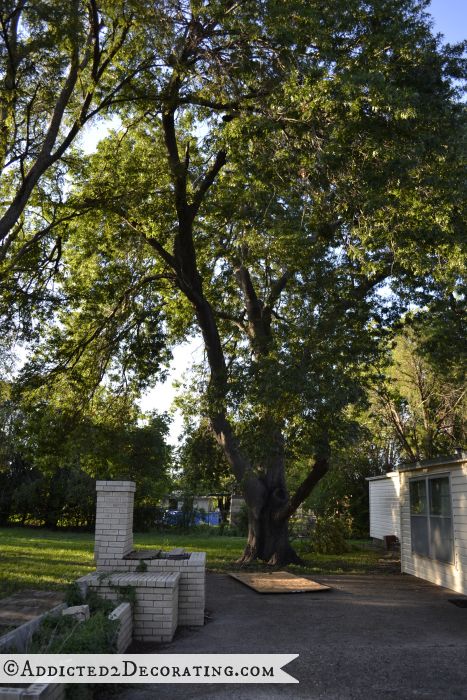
xmin=372 ymin=311 xmax=466 ymax=462
xmin=176 ymin=420 xmax=238 ymax=523
xmin=0 ymin=0 xmax=150 ymax=242
xmin=0 ymin=372 xmax=173 ymax=528
xmin=0 ymin=0 xmax=177 ymax=345
xmin=12 ymin=0 xmax=467 ymax=563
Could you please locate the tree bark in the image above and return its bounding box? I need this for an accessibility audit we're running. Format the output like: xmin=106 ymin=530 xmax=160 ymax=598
xmin=239 ymin=491 xmax=303 ymax=566
xmin=237 ymin=452 xmax=330 ymax=566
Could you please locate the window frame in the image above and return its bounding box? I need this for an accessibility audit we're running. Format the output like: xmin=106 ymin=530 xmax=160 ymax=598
xmin=409 ymin=472 xmax=454 ymax=564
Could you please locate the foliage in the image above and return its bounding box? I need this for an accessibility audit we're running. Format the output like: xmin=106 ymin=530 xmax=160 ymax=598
xmin=0 ymin=0 xmax=169 ymax=344
xmin=307 ymin=515 xmax=351 ymax=555
xmin=64 ymin=582 xmax=115 ymax=616
xmin=305 ymin=450 xmax=382 ymax=538
xmin=1 ymin=1 xmax=466 ymax=563
xmin=29 ymin=610 xmax=119 ymax=654
xmin=232 ymin=503 xmax=249 ymax=538
xmin=65 ymin=582 xmax=86 ymax=608
xmin=0 ymin=379 xmax=173 ymax=527
xmin=176 ymin=421 xmax=237 ymax=496
xmin=371 ymin=313 xmax=466 ymax=462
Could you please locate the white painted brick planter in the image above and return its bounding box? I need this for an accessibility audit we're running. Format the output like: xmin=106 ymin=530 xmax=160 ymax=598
xmin=0 ymin=604 xmax=66 ymax=653
xmin=79 ymin=571 xmax=179 ymax=642
xmin=95 ymin=553 xmax=206 ymax=626
xmin=0 ymin=601 xmax=128 ymax=700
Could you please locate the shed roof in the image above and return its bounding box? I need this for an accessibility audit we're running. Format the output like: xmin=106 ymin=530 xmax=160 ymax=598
xmin=366 ymin=471 xmax=399 ymax=482
xmin=398 ymin=449 xmax=467 ymax=472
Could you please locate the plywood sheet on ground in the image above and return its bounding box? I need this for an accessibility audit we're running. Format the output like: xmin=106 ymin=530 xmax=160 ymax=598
xmin=229 ymin=571 xmax=331 ymax=594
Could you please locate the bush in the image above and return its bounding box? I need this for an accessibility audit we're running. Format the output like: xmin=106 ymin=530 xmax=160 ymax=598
xmin=34 ymin=583 xmax=121 ymax=656
xmin=218 ymin=523 xmax=242 ymax=536
xmin=134 ymin=504 xmax=159 ymax=532
xmin=29 ymin=610 xmax=119 ymax=654
xmin=64 ymin=582 xmax=115 ymax=615
xmin=307 ymin=515 xmax=351 ymax=555
xmin=231 ymin=504 xmax=249 ymax=537
xmin=65 ymin=582 xmax=84 ymax=607
xmin=289 ymin=511 xmax=315 ymax=539
xmin=61 ymin=612 xmax=119 ymax=654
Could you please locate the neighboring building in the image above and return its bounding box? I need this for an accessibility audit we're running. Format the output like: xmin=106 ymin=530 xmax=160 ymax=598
xmin=160 ymin=493 xmax=238 ymax=525
xmin=367 ymin=472 xmax=400 ymax=542
xmin=368 ymin=450 xmax=467 ymax=596
xmin=162 ymin=494 xmax=221 ymax=513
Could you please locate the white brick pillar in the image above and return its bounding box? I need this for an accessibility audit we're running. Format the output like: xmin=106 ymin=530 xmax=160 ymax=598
xmin=95 ymin=481 xmax=135 ymax=566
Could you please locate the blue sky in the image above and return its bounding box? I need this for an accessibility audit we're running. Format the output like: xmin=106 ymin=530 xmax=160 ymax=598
xmin=429 ymin=0 xmax=467 ymax=43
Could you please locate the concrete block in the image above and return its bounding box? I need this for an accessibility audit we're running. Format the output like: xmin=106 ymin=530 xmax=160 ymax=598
xmin=62 ymin=605 xmax=90 ymax=622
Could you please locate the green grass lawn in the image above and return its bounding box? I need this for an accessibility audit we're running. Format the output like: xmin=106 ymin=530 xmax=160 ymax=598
xmin=0 ymin=527 xmax=393 ymax=599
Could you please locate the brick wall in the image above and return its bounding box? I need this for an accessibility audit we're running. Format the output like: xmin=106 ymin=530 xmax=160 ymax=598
xmin=95 ymin=553 xmax=205 ymax=626
xmin=82 ymin=572 xmax=180 ymax=643
xmin=94 ymin=481 xmax=135 ymax=563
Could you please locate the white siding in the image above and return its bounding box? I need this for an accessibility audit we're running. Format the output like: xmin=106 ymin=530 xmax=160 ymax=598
xmin=369 ymin=474 xmax=401 ymax=540
xmin=400 ymin=461 xmax=467 ymax=596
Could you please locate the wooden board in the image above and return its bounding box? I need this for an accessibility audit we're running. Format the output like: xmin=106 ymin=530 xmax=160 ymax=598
xmin=229 ymin=571 xmax=330 ymax=594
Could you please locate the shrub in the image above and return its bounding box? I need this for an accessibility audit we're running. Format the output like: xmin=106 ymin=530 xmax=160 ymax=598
xmin=218 ymin=523 xmax=242 ymax=536
xmin=59 ymin=612 xmax=119 ymax=654
xmin=65 ymin=582 xmax=84 ymax=607
xmin=134 ymin=504 xmax=159 ymax=532
xmin=29 ymin=610 xmax=119 ymax=654
xmin=232 ymin=504 xmax=249 ymax=537
xmin=307 ymin=515 xmax=351 ymax=555
xmin=64 ymin=582 xmax=115 ymax=615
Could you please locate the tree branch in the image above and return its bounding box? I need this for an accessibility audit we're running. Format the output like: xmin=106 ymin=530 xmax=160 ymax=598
xmin=190 ymin=149 xmax=226 ymax=217
xmin=215 ymin=309 xmax=247 ymax=333
xmin=276 ymin=456 xmax=330 ymax=521
xmin=120 ymin=216 xmax=178 ymax=271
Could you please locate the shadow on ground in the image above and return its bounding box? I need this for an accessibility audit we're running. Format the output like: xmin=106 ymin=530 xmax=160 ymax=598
xmin=97 ymin=572 xmax=467 ymax=700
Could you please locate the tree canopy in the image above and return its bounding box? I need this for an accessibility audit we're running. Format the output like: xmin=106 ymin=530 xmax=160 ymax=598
xmin=0 ymin=373 xmax=173 ymax=527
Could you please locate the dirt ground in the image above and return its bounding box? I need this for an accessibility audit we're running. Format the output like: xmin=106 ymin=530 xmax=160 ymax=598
xmin=0 ymin=589 xmax=64 ymax=634
xmin=96 ymin=571 xmax=467 ymax=700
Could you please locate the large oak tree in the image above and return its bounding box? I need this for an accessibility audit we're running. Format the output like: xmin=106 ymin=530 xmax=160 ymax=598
xmin=12 ymin=0 xmax=467 ymax=564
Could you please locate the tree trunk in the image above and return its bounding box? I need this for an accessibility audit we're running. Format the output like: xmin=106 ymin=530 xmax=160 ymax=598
xmin=216 ymin=495 xmax=231 ymax=524
xmin=155 ymin=91 xmax=330 ymax=568
xmin=237 ymin=443 xmax=304 ymax=566
xmin=235 ymin=451 xmax=330 ymax=567
xmin=239 ymin=499 xmax=303 ymax=566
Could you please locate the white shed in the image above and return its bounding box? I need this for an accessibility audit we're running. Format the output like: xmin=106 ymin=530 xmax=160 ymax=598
xmin=367 ymin=472 xmax=401 ymax=542
xmin=399 ymin=451 xmax=467 ymax=596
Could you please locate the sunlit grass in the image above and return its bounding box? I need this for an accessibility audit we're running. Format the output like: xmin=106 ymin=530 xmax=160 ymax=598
xmin=0 ymin=527 xmax=388 ymax=599
xmin=0 ymin=529 xmax=95 ymax=598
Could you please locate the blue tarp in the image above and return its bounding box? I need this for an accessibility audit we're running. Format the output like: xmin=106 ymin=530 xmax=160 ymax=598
xmin=163 ymin=509 xmax=221 ymax=526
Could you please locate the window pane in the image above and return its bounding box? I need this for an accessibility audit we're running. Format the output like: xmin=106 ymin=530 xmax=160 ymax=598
xmin=430 ymin=516 xmax=454 ymax=563
xmin=429 ymin=477 xmax=451 ymax=517
xmin=411 ymin=516 xmax=429 ymax=556
xmin=410 ymin=480 xmax=427 ymax=515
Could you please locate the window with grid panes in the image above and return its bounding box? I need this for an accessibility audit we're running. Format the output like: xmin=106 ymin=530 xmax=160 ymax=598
xmin=409 ymin=475 xmax=454 ymax=563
